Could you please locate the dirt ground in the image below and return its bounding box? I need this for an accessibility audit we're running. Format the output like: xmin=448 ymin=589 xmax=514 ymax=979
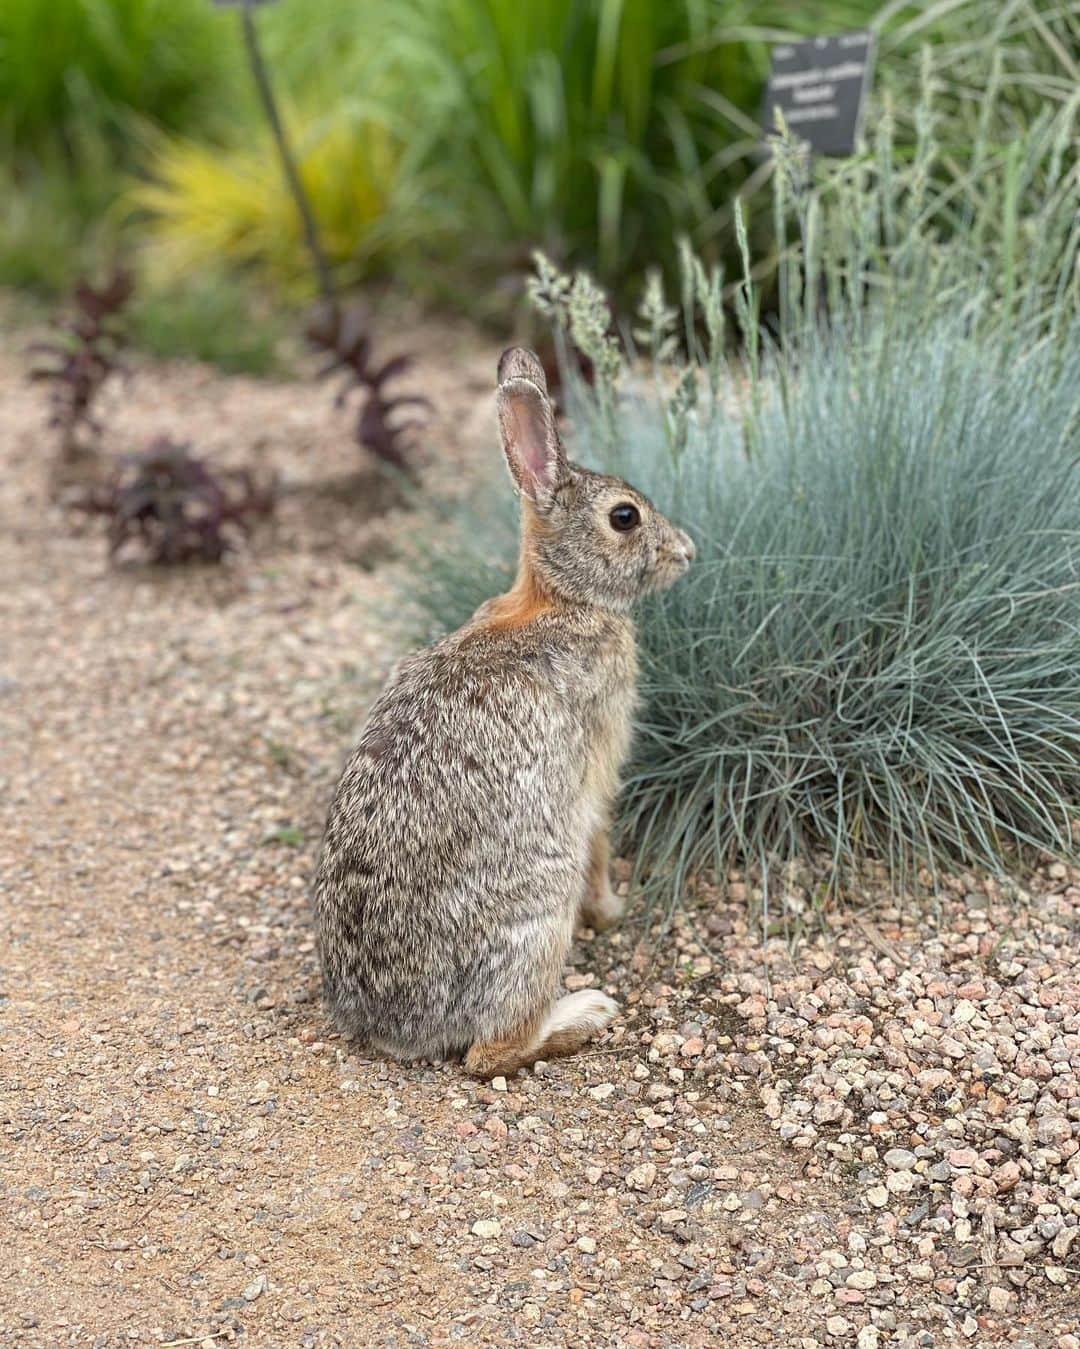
xmin=1 ymin=310 xmax=1076 ymax=1348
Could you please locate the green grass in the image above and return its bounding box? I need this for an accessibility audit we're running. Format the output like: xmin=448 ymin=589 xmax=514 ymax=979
xmin=404 ymin=97 xmax=1080 ymax=911
xmin=0 ymin=148 xmax=125 ymax=294
xmin=0 ymin=0 xmax=236 ymax=154
xmin=871 ymin=0 xmax=1080 ymax=312
xmin=875 ymin=0 xmax=1080 ymax=134
xmin=380 ymin=0 xmax=882 ymax=297
xmin=129 ymin=270 xmax=288 ymax=375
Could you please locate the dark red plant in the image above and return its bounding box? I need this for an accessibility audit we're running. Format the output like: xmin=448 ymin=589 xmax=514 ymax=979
xmin=307 ymin=305 xmax=431 ymax=474
xmin=79 ymin=436 xmax=275 ymax=565
xmin=29 ymin=270 xmax=133 ymax=460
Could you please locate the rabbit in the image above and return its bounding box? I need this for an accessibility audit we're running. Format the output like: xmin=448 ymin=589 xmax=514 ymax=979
xmin=312 ymin=346 xmax=695 ymax=1077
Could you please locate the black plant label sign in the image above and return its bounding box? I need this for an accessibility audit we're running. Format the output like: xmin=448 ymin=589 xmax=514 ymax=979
xmin=763 ymin=31 xmax=874 ymax=156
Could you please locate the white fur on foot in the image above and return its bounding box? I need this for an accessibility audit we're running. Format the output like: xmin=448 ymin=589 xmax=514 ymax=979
xmin=538 ymin=988 xmax=619 ymax=1041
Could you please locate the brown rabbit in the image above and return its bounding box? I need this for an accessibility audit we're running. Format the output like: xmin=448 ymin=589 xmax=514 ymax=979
xmin=312 ymin=347 xmax=694 ymax=1076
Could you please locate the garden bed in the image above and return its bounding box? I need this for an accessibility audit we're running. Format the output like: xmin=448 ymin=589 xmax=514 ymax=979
xmin=1 ymin=313 xmax=1078 ymax=1347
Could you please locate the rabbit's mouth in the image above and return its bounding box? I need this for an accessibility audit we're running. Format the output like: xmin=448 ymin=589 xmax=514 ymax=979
xmin=647 ymin=542 xmax=695 ymax=593
xmin=659 ymin=531 xmax=696 ymax=581
xmin=673 ymin=530 xmax=696 ymax=567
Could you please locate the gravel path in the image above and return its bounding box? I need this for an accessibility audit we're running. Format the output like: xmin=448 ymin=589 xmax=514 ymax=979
xmin=0 ymin=317 xmax=1077 ymax=1347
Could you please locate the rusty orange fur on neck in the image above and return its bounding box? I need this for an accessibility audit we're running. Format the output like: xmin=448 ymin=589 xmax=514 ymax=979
xmin=479 ymin=568 xmax=554 ymax=632
xmin=474 ymin=509 xmax=559 ymax=633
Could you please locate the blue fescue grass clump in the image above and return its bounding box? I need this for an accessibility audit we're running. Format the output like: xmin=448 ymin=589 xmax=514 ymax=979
xmin=603 ymin=313 xmax=1080 ymax=897
xmin=407 ymin=101 xmax=1080 ymax=908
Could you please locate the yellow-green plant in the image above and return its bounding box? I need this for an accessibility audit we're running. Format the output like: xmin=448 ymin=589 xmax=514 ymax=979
xmin=129 ymin=107 xmax=417 ymax=292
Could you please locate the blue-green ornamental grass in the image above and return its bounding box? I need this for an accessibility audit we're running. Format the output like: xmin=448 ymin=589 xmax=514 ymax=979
xmin=407 ymin=114 xmax=1080 ymax=913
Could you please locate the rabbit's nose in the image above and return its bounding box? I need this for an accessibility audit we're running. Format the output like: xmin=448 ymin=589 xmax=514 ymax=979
xmin=675 ymin=529 xmax=696 ymax=564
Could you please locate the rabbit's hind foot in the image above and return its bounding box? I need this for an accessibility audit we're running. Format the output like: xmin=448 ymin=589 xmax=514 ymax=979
xmin=464 ymin=990 xmax=619 ymax=1079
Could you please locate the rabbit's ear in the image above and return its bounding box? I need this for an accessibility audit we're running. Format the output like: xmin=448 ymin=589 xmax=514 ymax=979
xmin=497 ymin=345 xmax=548 ymax=394
xmin=496 ymin=375 xmax=567 ymax=510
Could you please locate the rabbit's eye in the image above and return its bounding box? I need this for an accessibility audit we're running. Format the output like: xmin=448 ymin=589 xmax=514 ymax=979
xmin=609 ymin=503 xmax=641 ymax=532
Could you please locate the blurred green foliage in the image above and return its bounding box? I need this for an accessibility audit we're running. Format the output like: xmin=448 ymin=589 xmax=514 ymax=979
xmin=0 ymin=0 xmax=234 ymax=152
xmin=128 ymin=268 xmax=287 ymax=375
xmin=0 ymin=0 xmax=1075 ymax=342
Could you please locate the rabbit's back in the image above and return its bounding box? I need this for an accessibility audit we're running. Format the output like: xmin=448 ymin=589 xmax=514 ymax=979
xmin=313 ymin=619 xmax=621 ymax=1058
